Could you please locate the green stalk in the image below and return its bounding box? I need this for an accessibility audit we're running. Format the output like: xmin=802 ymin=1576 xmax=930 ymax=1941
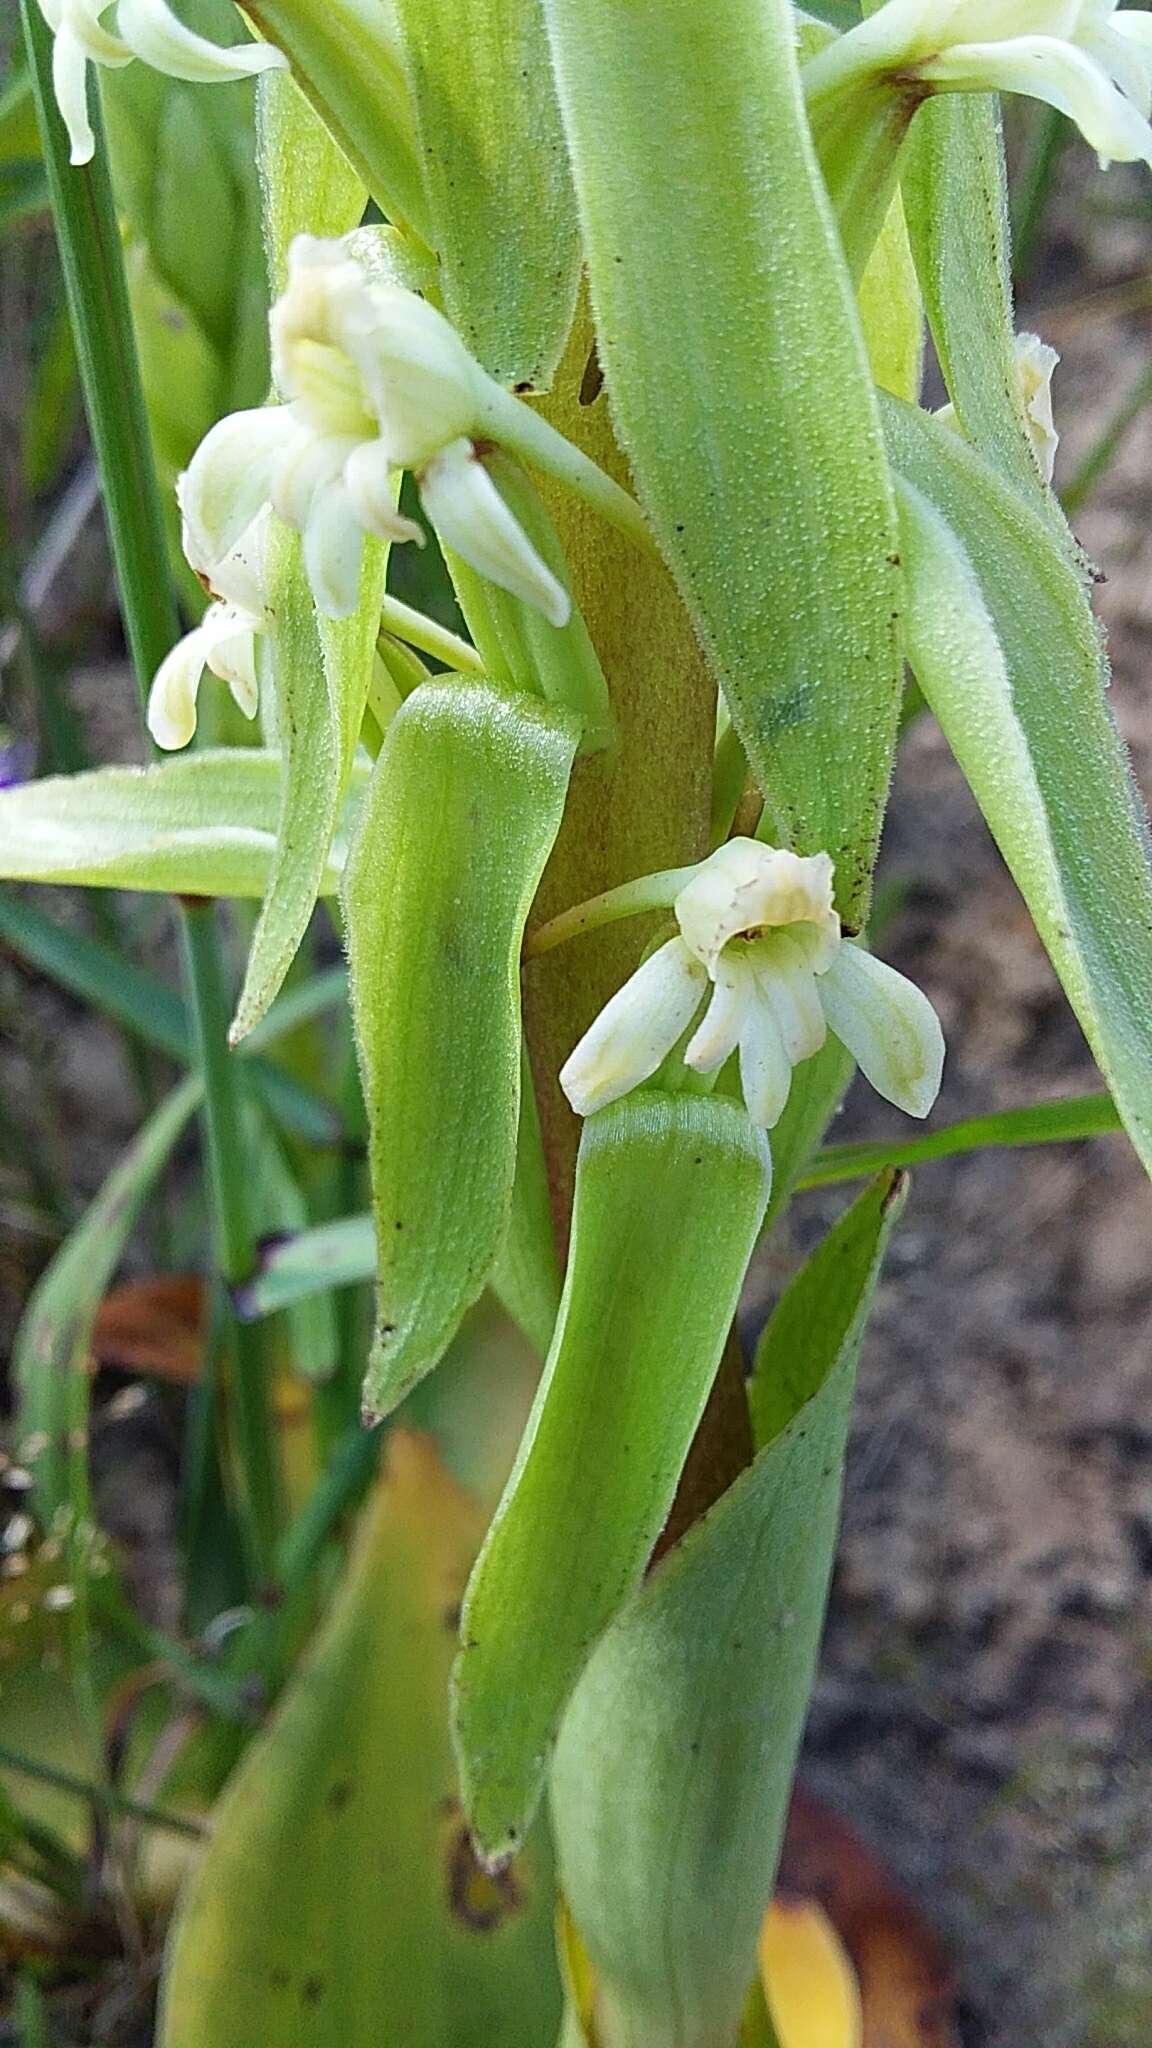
xmin=20 ymin=1 xmax=280 ymax=1580
xmin=180 ymin=903 xmax=281 ymax=1572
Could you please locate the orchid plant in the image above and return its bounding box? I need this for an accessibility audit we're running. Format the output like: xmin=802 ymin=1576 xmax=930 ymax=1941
xmin=4 ymin=0 xmax=1152 ymax=2041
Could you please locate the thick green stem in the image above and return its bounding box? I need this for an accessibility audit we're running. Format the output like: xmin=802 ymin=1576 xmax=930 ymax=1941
xmin=20 ymin=1 xmax=280 ymax=1579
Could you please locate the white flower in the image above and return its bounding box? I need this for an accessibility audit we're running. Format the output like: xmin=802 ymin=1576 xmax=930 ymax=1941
xmin=146 ymin=514 xmax=268 ymax=749
xmin=559 ymin=838 xmax=944 ymax=1129
xmin=174 ymin=237 xmax=570 ymax=627
xmin=35 ymin=0 xmax=286 ymax=167
xmin=803 ymin=0 xmax=1152 ymax=166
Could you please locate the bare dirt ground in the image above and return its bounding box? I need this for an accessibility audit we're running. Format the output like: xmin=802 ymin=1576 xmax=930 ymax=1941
xmin=2 ymin=133 xmax=1151 ymax=2048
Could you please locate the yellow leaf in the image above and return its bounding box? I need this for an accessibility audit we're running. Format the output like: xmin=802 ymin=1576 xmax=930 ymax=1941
xmin=760 ymin=1898 xmax=864 ymax=2048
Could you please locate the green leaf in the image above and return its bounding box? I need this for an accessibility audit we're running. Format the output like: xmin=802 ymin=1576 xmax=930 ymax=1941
xmin=243 ymin=0 xmax=432 ymax=247
xmin=902 ymin=99 xmax=1060 ymax=525
xmin=344 ymin=677 xmax=578 ymax=1419
xmin=802 ymin=1090 xmax=1120 ymax=1187
xmin=489 ymin=1052 xmax=562 ymax=1357
xmin=0 ymin=750 xmax=366 ymax=898
xmin=14 ymin=1079 xmax=201 ymax=1522
xmin=393 ymin=0 xmax=580 ymax=387
xmin=856 ymin=189 xmax=923 ymax=403
xmin=257 ymin=65 xmax=367 ymax=295
xmin=887 ymin=397 xmax=1152 ymax=1180
xmin=453 ymin=1090 xmax=772 ymax=1864
xmin=543 ymin=0 xmax=902 ymax=922
xmin=159 ymin=1433 xmax=561 ymax=2048
xmin=231 ymin=525 xmax=386 ymax=1041
xmin=548 ymin=1172 xmax=907 ymax=2048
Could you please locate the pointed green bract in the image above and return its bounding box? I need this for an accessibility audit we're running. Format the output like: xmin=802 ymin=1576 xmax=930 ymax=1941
xmin=902 ymin=98 xmax=1067 ymax=533
xmin=344 ymin=677 xmax=578 ymax=1419
xmin=242 ymin=0 xmax=432 ymax=247
xmin=393 ymin=0 xmax=579 ymax=388
xmin=257 ymin=65 xmax=366 ymax=293
xmin=543 ymin=0 xmax=902 ymax=922
xmin=490 ymin=1052 xmax=562 ymax=1357
xmin=159 ymin=1434 xmax=561 ymax=2048
xmin=231 ymin=525 xmax=387 ymax=1041
xmin=548 ymin=1172 xmax=907 ymax=2048
xmin=857 ymin=189 xmax=924 ymax=403
xmin=228 ymin=85 xmax=385 ymax=1040
xmin=889 ymin=399 xmax=1152 ymax=1180
xmin=0 ymin=750 xmax=364 ymax=897
xmin=452 ymin=1090 xmax=772 ymax=1865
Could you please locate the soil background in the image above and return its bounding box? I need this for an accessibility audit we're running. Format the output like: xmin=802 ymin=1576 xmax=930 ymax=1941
xmin=2 ymin=123 xmax=1152 ymax=2048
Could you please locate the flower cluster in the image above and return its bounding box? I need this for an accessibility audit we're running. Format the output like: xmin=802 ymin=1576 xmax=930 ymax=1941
xmin=36 ymin=0 xmax=286 ymax=166
xmin=803 ymin=0 xmax=1152 ymax=168
xmin=560 ymin=839 xmax=944 ymax=1134
xmin=148 ymin=235 xmax=571 ymax=748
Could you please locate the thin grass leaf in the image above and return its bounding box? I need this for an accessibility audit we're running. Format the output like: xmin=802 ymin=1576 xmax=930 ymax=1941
xmin=14 ymin=1079 xmax=201 ymax=1521
xmin=802 ymin=1090 xmax=1120 ymax=1187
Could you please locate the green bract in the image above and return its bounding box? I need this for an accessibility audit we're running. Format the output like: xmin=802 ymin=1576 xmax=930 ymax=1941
xmin=550 ymin=1171 xmax=907 ymax=2048
xmin=343 ymin=677 xmax=579 ymax=1418
xmin=543 ymin=0 xmax=903 ymax=924
xmin=453 ymin=1091 xmax=772 ymax=1863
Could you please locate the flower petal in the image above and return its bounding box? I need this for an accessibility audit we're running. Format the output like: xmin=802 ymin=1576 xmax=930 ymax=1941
xmin=302 ymin=480 xmax=367 ymax=619
xmin=179 ymin=409 xmax=294 ymax=580
xmin=559 ymin=938 xmax=708 ymax=1117
xmin=817 ymin=942 xmax=944 ymax=1118
xmin=114 ymin=0 xmax=287 ymax=81
xmin=342 ymin=439 xmax=425 ymax=546
xmin=754 ymin=935 xmax=828 ymax=1064
xmin=737 ymin=994 xmax=794 ymax=1130
xmin=50 ymin=26 xmax=95 ymax=165
xmin=674 ymin=838 xmax=837 ymax=974
xmin=146 ymin=624 xmax=212 ymax=750
xmin=416 ymin=446 xmax=569 ymax=630
xmin=419 ymin=439 xmax=570 ymax=628
xmin=926 ymin=35 xmax=1152 ymax=162
xmin=204 ymin=616 xmax=260 ymax=721
xmin=269 ymin=422 xmax=359 ymax=533
xmin=684 ymin=956 xmax=754 ymax=1072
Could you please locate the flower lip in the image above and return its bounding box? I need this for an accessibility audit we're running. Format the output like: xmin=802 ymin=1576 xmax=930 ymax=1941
xmin=673 ymin=839 xmax=840 ymax=976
